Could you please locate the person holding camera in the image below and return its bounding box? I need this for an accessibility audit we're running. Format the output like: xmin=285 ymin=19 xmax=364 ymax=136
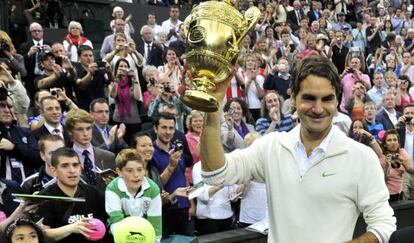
xmin=34 ymin=51 xmax=76 ymax=101
xmin=74 ymin=45 xmax=112 ymax=111
xmin=380 ymin=129 xmax=414 ymax=202
xmin=0 ymin=31 xmax=26 ymax=79
xmin=366 ymin=17 xmax=383 ymax=56
xmin=221 ymin=98 xmax=255 ymax=153
xmin=152 ymin=112 xmax=195 ymax=237
xmin=108 ymin=58 xmax=142 ymax=146
xmin=142 ymin=65 xmax=159 ymax=112
xmin=147 ymin=73 xmax=190 ymax=133
xmin=0 ymin=59 xmax=30 ymax=128
xmin=348 ymin=119 xmax=383 ymax=158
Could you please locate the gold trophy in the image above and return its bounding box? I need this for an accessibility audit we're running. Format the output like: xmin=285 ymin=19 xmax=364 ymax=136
xmin=180 ymin=0 xmax=260 ymax=112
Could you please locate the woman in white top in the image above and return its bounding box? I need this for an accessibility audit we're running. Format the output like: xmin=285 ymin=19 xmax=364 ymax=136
xmin=157 ymin=47 xmax=183 ymax=88
xmin=63 ymin=21 xmax=93 ymax=62
xmin=241 ymin=53 xmax=265 ymax=121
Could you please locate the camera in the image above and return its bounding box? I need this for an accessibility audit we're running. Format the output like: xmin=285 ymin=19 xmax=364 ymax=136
xmin=0 ymin=40 xmax=10 ymax=52
xmin=405 ymin=116 xmax=412 ymax=124
xmin=96 ymin=61 xmax=106 ymax=70
xmin=390 ymin=153 xmax=401 ymax=169
xmin=163 ymin=84 xmax=172 ymax=93
xmin=173 ymin=140 xmax=183 ymax=152
xmin=228 ymin=108 xmax=235 ymax=117
xmin=149 ymin=78 xmax=155 ymax=85
xmin=50 ymin=88 xmax=58 ymax=97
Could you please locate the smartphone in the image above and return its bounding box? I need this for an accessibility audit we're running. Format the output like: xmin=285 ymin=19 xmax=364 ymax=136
xmin=187 ymin=181 xmax=206 ymax=199
xmin=228 ymin=108 xmax=235 ymax=117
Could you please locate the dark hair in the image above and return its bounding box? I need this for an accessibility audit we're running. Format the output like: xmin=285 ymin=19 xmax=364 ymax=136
xmin=114 ymin=58 xmax=130 ymax=77
xmin=39 ymin=95 xmax=59 ymax=111
xmin=163 ymin=47 xmax=179 ymax=63
xmin=223 ymin=97 xmax=249 ymax=117
xmin=290 ymin=56 xmax=342 ymax=99
xmin=77 ymin=44 xmax=93 ymax=57
xmin=403 ymin=103 xmax=414 ymax=112
xmin=51 ymin=147 xmax=79 ymax=167
xmin=4 ymin=218 xmax=44 ymax=243
xmin=399 ymin=75 xmax=412 ymax=92
xmin=89 ymin=98 xmax=109 ymax=112
xmin=382 ymin=129 xmax=400 ymax=153
xmin=153 ymin=112 xmax=176 ymax=128
xmin=131 ymin=131 xmax=153 ymax=148
xmin=348 ymin=119 xmax=368 ymax=138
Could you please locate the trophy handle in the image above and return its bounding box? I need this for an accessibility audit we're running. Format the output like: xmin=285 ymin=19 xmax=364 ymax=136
xmin=238 ymin=7 xmax=261 ymax=45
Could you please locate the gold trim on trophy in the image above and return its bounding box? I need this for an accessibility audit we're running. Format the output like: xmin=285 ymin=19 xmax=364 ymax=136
xmin=180 ymin=1 xmax=261 ymax=112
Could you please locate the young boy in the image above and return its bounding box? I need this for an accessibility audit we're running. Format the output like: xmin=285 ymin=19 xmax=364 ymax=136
xmin=105 ymin=148 xmax=162 ymax=241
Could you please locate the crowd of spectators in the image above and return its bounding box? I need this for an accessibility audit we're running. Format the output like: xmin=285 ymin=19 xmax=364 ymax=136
xmin=1 ymin=0 xmax=414 ymax=242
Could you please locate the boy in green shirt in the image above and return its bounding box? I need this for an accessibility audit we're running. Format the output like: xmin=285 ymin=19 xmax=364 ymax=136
xmin=106 ymin=148 xmax=162 ymax=241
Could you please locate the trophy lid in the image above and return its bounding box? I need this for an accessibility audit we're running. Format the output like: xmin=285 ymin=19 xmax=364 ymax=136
xmin=223 ymin=0 xmax=236 ymax=7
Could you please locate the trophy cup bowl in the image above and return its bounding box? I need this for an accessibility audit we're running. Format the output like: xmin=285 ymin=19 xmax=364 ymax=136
xmin=180 ymin=0 xmax=260 ymax=112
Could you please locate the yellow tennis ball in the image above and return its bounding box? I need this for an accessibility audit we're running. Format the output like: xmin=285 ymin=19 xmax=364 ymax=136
xmin=113 ymin=216 xmax=156 ymax=243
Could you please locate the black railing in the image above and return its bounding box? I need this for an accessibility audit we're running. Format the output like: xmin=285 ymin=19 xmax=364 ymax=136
xmin=197 ymin=200 xmax=414 ymax=243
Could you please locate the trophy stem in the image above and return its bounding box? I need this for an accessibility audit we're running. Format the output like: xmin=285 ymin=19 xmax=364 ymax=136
xmin=180 ymin=76 xmax=219 ymax=112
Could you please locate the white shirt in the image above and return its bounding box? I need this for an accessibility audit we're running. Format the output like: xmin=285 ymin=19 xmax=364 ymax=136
xmin=384 ymin=109 xmax=398 ymax=126
xmin=161 ymin=18 xmax=182 ymax=46
xmin=44 ymin=122 xmax=64 ymax=138
xmin=192 ymin=162 xmax=235 ymax=220
xmin=404 ymin=127 xmax=414 ymax=167
xmin=245 ymin=74 xmax=264 ymax=109
xmin=294 ymin=125 xmax=335 ymax=176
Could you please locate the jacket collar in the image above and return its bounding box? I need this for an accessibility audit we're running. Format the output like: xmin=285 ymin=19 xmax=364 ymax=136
xmin=280 ymin=124 xmax=348 ymax=158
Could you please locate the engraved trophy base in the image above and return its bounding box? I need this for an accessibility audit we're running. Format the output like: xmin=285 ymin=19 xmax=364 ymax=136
xmin=180 ymin=90 xmax=219 ymax=112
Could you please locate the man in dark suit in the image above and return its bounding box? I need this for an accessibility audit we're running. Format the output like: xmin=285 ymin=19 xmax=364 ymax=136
xmin=0 ymin=95 xmax=42 ymax=184
xmin=376 ymin=92 xmax=401 ymax=131
xmin=169 ymin=24 xmax=186 ymax=59
xmin=287 ymin=1 xmax=305 ymax=33
xmin=307 ymin=0 xmax=322 ymax=25
xmin=138 ymin=25 xmax=164 ymax=68
xmin=19 ymin=22 xmax=51 ymax=101
xmin=64 ymin=108 xmax=115 ymax=190
xmin=89 ymin=98 xmax=127 ymax=155
xmin=31 ymin=96 xmax=70 ymax=145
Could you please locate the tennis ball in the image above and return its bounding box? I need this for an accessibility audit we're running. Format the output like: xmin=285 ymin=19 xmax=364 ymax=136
xmin=113 ymin=216 xmax=155 ymax=243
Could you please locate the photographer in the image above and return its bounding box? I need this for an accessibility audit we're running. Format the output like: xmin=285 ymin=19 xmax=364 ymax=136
xmin=348 ymin=119 xmax=382 ymax=158
xmin=73 ymin=45 xmax=112 ymax=111
xmin=366 ymin=17 xmax=383 ymax=56
xmin=109 ymin=58 xmax=142 ymax=145
xmin=0 ymin=31 xmax=26 ymax=78
xmin=0 ymin=59 xmax=30 ymax=127
xmin=147 ymin=73 xmax=190 ymax=132
xmin=142 ymin=65 xmax=159 ymax=111
xmin=34 ymin=50 xmax=76 ymax=100
xmin=380 ymin=129 xmax=414 ymax=202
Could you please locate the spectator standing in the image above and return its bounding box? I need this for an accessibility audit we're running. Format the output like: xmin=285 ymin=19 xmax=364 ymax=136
xmin=367 ymin=71 xmax=387 ymax=108
xmin=161 ymin=5 xmax=182 ymax=46
xmin=63 ymin=21 xmax=93 ymax=62
xmin=110 ymin=6 xmax=134 ymax=40
xmin=380 ymin=129 xmax=414 ymax=202
xmin=100 ymin=19 xmax=134 ymax=59
xmin=74 ymin=45 xmax=111 ymax=111
xmin=109 ymin=58 xmax=142 ymax=145
xmin=363 ymin=101 xmax=385 ymax=139
xmin=138 ymin=25 xmax=164 ymax=68
xmin=19 ymin=22 xmax=51 ymax=101
xmin=152 ymin=112 xmax=195 ymax=237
